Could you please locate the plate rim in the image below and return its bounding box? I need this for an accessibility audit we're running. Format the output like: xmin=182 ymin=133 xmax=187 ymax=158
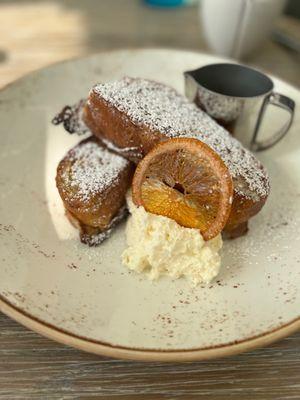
xmin=1 ymin=295 xmax=299 ymax=361
xmin=0 ymin=48 xmax=299 ymax=361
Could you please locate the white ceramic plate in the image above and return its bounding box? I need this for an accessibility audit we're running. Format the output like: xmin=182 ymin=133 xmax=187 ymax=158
xmin=0 ymin=49 xmax=299 ymax=362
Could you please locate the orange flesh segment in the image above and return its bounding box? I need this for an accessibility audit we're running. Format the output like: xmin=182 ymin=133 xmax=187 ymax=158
xmin=141 ymin=179 xmax=218 ymax=231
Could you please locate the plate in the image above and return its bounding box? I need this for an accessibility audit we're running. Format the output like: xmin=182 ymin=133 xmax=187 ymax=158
xmin=0 ymin=49 xmax=299 ymax=361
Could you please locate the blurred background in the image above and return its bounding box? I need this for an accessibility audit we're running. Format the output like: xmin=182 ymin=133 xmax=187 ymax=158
xmin=0 ymin=0 xmax=299 ymax=88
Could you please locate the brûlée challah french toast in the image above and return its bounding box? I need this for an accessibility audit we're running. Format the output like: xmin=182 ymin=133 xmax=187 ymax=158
xmin=56 ymin=137 xmax=134 ymax=245
xmin=83 ymin=77 xmax=270 ymax=237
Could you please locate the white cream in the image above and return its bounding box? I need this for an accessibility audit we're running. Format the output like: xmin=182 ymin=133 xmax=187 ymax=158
xmin=122 ymin=195 xmax=223 ymax=286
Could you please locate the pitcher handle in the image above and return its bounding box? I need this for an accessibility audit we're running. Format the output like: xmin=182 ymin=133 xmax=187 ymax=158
xmin=251 ymin=93 xmax=295 ymax=151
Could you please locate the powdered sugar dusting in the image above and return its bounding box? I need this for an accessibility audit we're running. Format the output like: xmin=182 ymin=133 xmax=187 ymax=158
xmin=93 ymin=78 xmax=269 ymax=199
xmin=64 ymin=140 xmax=129 ymax=203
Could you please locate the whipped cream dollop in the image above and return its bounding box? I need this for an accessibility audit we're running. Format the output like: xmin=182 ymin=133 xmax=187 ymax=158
xmin=122 ymin=194 xmax=223 ymax=286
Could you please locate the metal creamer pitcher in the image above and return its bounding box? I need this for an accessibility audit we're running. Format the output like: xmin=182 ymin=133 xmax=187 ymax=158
xmin=184 ymin=63 xmax=295 ymax=151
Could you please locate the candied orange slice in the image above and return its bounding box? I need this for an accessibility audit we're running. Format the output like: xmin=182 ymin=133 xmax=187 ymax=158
xmin=132 ymin=138 xmax=233 ymax=240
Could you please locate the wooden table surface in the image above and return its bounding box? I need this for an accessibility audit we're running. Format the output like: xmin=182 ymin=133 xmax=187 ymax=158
xmin=0 ymin=1 xmax=299 ymax=398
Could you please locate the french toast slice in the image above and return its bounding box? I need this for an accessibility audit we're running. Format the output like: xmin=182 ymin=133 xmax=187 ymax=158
xmin=83 ymin=77 xmax=270 ymax=237
xmin=56 ymin=137 xmax=134 ymax=245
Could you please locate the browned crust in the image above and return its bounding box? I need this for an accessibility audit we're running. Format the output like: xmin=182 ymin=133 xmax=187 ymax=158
xmin=65 ymin=206 xmax=128 ymax=246
xmin=224 ymin=191 xmax=267 ymax=237
xmin=84 ymin=94 xmax=165 ymax=163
